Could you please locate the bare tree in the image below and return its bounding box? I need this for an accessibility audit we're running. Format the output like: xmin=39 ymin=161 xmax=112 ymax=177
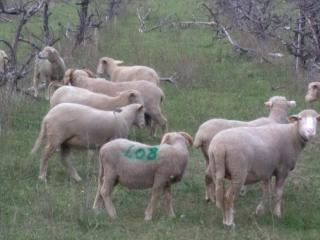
xmin=0 ymin=0 xmax=47 ymax=92
xmin=73 ymin=0 xmax=102 ymax=48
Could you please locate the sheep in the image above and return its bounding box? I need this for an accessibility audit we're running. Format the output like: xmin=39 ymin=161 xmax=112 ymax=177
xmin=0 ymin=49 xmax=8 ymax=73
xmin=92 ymin=131 xmax=193 ymax=220
xmin=305 ymin=82 xmax=320 ymax=102
xmin=96 ymin=56 xmax=160 ymax=85
xmin=208 ymin=109 xmax=320 ymax=227
xmin=31 ymin=103 xmax=145 ymax=182
xmin=32 ymin=46 xmax=66 ymax=99
xmin=50 ymin=86 xmax=144 ymax=111
xmin=194 ymin=96 xmax=296 ymax=202
xmin=63 ymin=68 xmax=167 ymax=137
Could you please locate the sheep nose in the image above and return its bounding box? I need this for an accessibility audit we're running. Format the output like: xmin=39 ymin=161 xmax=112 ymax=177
xmin=306 ymin=128 xmax=315 ymax=136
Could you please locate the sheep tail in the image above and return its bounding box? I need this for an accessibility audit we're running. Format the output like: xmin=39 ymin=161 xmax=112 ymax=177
xmin=30 ymin=120 xmax=47 ymax=154
xmin=210 ymin=145 xmax=226 ymax=211
xmin=98 ymin=152 xmax=104 ymax=187
xmin=193 ymin=133 xmax=202 ymax=148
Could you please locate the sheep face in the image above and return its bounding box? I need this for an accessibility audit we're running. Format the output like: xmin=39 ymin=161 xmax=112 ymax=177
xmin=133 ymin=105 xmax=145 ymax=128
xmin=305 ymin=82 xmax=320 ymax=102
xmin=288 ymin=109 xmax=320 ymax=141
xmin=38 ymin=46 xmax=57 ymax=61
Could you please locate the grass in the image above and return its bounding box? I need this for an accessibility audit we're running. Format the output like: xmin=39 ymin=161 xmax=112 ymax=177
xmin=1 ymin=0 xmax=320 ymax=239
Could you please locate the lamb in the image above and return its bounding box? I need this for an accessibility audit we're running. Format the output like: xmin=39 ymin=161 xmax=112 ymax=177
xmin=194 ymin=96 xmax=296 ymax=202
xmin=208 ymin=109 xmax=320 ymax=227
xmin=0 ymin=49 xmax=8 ymax=73
xmin=63 ymin=68 xmax=167 ymax=137
xmin=305 ymin=82 xmax=320 ymax=102
xmin=92 ymin=131 xmax=193 ymax=220
xmin=32 ymin=46 xmax=66 ymax=99
xmin=50 ymin=86 xmax=144 ymax=111
xmin=96 ymin=56 xmax=160 ymax=85
xmin=31 ymin=103 xmax=145 ymax=182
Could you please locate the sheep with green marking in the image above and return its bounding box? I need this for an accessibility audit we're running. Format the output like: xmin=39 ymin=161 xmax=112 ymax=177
xmin=93 ymin=132 xmax=193 ymax=221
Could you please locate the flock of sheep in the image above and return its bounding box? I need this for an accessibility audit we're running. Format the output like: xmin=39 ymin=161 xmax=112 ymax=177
xmin=1 ymin=45 xmax=320 ymax=227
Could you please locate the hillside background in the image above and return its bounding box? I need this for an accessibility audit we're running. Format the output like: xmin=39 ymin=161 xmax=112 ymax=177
xmin=1 ymin=0 xmax=320 ymax=239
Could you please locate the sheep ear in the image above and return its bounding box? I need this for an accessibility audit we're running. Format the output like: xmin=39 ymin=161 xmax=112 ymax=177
xmin=137 ymin=104 xmax=144 ymax=111
xmin=114 ymin=60 xmax=123 ymax=65
xmin=264 ymin=101 xmax=272 ymax=108
xmin=83 ymin=69 xmax=95 ymax=77
xmin=63 ymin=69 xmax=74 ymax=85
xmin=287 ymin=100 xmax=296 ymax=107
xmin=128 ymin=92 xmax=136 ymax=100
xmin=317 ymin=115 xmax=320 ymax=122
xmin=288 ymin=115 xmax=301 ymax=123
xmin=179 ymin=132 xmax=193 ymax=146
xmin=161 ymin=134 xmax=171 ymax=144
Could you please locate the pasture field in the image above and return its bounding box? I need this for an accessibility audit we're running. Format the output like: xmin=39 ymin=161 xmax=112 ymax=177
xmin=1 ymin=0 xmax=320 ymax=239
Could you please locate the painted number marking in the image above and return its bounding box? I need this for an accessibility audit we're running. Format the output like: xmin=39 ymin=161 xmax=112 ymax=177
xmin=122 ymin=145 xmax=158 ymax=161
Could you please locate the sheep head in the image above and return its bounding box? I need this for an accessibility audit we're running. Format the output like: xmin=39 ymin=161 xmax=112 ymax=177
xmin=97 ymin=57 xmax=124 ymax=76
xmin=288 ymin=109 xmax=320 ymax=141
xmin=161 ymin=132 xmax=193 ymax=147
xmin=264 ymin=96 xmax=296 ymax=109
xmin=305 ymin=82 xmax=320 ymax=102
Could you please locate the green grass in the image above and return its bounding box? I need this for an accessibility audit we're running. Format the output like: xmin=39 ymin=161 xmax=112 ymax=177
xmin=1 ymin=0 xmax=320 ymax=239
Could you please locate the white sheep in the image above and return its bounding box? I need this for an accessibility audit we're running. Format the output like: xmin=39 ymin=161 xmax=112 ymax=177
xmin=305 ymin=82 xmax=320 ymax=102
xmin=64 ymin=68 xmax=167 ymax=137
xmin=0 ymin=49 xmax=8 ymax=73
xmin=96 ymin=56 xmax=160 ymax=85
xmin=208 ymin=109 xmax=320 ymax=227
xmin=50 ymin=86 xmax=144 ymax=111
xmin=92 ymin=132 xmax=193 ymax=220
xmin=31 ymin=103 xmax=145 ymax=182
xmin=32 ymin=46 xmax=66 ymax=99
xmin=194 ymin=96 xmax=296 ymax=202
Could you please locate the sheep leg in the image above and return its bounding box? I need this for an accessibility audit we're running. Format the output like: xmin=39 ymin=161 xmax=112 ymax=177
xmin=149 ymin=110 xmax=167 ymax=137
xmin=273 ymin=174 xmax=288 ymax=218
xmin=239 ymin=185 xmax=247 ymax=196
xmin=144 ymin=175 xmax=165 ymax=221
xmin=60 ymin=145 xmax=82 ymax=182
xmin=163 ymin=185 xmax=175 ymax=218
xmin=255 ymin=179 xmax=272 ymax=215
xmin=223 ymin=177 xmax=244 ymax=227
xmin=38 ymin=143 xmax=57 ymax=182
xmin=205 ymin=169 xmax=215 ymax=203
xmin=93 ymin=156 xmax=104 ymax=210
xmin=33 ymin=71 xmax=40 ymax=98
xmin=100 ymin=171 xmax=117 ymax=219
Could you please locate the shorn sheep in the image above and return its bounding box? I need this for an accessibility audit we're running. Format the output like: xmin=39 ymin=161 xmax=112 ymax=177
xmin=32 ymin=46 xmax=66 ymax=99
xmin=208 ymin=109 xmax=320 ymax=227
xmin=31 ymin=103 xmax=145 ymax=182
xmin=0 ymin=49 xmax=8 ymax=73
xmin=64 ymin=68 xmax=167 ymax=137
xmin=92 ymin=132 xmax=193 ymax=220
xmin=194 ymin=96 xmax=296 ymax=202
xmin=50 ymin=86 xmax=144 ymax=111
xmin=305 ymin=82 xmax=320 ymax=102
xmin=96 ymin=56 xmax=160 ymax=85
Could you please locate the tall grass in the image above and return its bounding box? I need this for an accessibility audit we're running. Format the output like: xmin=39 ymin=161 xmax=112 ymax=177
xmin=1 ymin=1 xmax=320 ymax=239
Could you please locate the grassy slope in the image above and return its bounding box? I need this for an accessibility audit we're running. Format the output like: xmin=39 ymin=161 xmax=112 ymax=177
xmin=1 ymin=0 xmax=320 ymax=239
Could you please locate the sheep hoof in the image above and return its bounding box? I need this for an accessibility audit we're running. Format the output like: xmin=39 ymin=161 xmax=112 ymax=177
xmin=273 ymin=209 xmax=282 ymax=218
xmin=38 ymin=175 xmax=47 ymax=182
xmin=144 ymin=215 xmax=152 ymax=221
xmin=223 ymin=222 xmax=235 ymax=228
xmin=255 ymin=204 xmax=264 ymax=215
xmin=73 ymin=175 xmax=82 ymax=182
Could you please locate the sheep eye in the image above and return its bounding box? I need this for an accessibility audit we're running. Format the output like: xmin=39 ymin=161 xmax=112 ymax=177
xmin=312 ymin=85 xmax=318 ymax=90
